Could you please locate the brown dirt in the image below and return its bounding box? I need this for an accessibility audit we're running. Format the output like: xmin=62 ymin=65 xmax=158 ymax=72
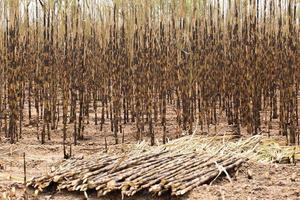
xmin=0 ymin=105 xmax=300 ymax=199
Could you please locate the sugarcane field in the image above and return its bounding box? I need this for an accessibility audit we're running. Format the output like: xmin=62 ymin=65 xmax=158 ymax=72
xmin=1 ymin=0 xmax=300 ymax=199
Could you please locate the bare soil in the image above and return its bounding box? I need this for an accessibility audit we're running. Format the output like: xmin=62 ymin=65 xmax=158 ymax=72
xmin=0 ymin=106 xmax=300 ymax=199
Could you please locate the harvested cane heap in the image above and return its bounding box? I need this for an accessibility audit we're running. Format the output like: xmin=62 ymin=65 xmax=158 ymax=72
xmin=29 ymin=135 xmax=261 ymax=197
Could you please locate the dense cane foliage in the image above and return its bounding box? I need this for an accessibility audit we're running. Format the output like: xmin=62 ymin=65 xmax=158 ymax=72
xmin=0 ymin=0 xmax=300 ymax=151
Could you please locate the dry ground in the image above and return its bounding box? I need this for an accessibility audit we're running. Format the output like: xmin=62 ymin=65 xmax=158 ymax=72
xmin=0 ymin=105 xmax=300 ymax=199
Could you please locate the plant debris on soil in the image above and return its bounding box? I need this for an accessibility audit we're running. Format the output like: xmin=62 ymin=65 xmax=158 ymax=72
xmin=27 ymin=134 xmax=297 ymax=198
xmin=1 ymin=132 xmax=300 ymax=200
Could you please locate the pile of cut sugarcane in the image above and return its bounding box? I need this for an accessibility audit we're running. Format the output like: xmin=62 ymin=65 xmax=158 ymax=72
xmin=28 ymin=135 xmax=262 ymax=197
